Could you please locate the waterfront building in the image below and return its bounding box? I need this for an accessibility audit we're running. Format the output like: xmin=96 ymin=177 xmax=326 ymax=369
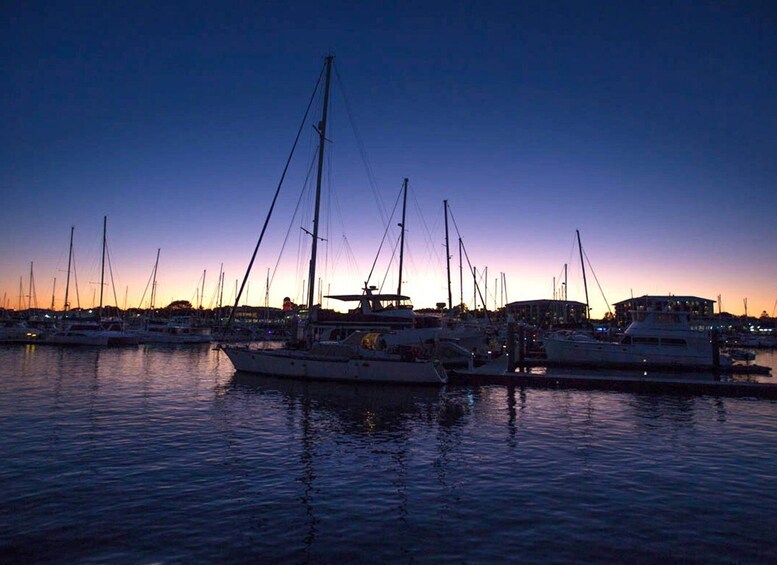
xmin=504 ymin=299 xmax=588 ymax=328
xmin=613 ymin=295 xmax=715 ymax=327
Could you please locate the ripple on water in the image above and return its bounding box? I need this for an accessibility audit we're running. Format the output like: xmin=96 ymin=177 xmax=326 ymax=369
xmin=0 ymin=345 xmax=776 ymax=562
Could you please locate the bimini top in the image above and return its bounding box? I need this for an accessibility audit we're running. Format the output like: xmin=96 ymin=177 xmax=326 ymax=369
xmin=324 ymin=286 xmax=413 ymax=316
xmin=325 ymin=293 xmax=410 ymax=302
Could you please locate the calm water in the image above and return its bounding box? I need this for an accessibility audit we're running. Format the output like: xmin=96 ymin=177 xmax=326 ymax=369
xmin=2 ymin=345 xmax=776 ymax=563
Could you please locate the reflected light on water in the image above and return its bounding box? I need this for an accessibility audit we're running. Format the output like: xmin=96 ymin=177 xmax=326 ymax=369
xmin=0 ymin=344 xmax=775 ymax=562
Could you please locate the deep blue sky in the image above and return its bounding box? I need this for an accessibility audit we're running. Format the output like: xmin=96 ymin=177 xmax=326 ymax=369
xmin=2 ymin=1 xmax=775 ymax=315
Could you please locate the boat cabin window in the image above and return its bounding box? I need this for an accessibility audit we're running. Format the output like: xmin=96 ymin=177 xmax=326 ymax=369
xmin=633 ymin=337 xmax=660 ymax=345
xmin=655 ymin=313 xmax=681 ymax=324
xmin=661 ymin=338 xmax=687 ymax=346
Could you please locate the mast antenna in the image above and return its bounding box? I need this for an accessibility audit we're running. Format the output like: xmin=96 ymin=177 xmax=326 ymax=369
xmin=306 ymin=55 xmax=333 ymax=311
xmin=396 ymin=178 xmax=408 ymax=306
xmin=99 ymin=216 xmax=107 ymax=318
xmin=444 ymin=200 xmax=452 ymax=309
xmin=577 ymin=229 xmax=590 ymax=319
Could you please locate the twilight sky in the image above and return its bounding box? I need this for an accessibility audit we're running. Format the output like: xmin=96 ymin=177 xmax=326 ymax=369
xmin=2 ymin=1 xmax=775 ymax=317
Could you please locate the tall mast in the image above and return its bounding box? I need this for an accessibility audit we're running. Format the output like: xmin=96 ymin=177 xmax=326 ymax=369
xmin=204 ymin=270 xmax=208 ymax=309
xmin=219 ymin=271 xmax=224 ymax=310
xmin=99 ymin=216 xmax=107 ymax=317
xmin=396 ymin=178 xmax=408 ymax=306
xmin=484 ymin=266 xmax=488 ymax=312
xmin=444 ymin=199 xmax=452 ymax=309
xmin=458 ymin=238 xmax=463 ymax=309
xmin=264 ymin=267 xmax=270 ymax=309
xmin=306 ymin=55 xmax=333 ymax=311
xmin=63 ymin=226 xmax=74 ymax=314
xmin=265 ymin=267 xmax=270 ymax=323
xmin=217 ymin=263 xmax=224 ymax=321
xmin=576 ymin=229 xmax=589 ymax=319
xmin=28 ymin=262 xmax=35 ymax=310
xmin=50 ymin=278 xmax=56 ymax=310
xmin=150 ymin=248 xmax=160 ymax=310
xmin=563 ymin=262 xmax=568 ymax=323
xmin=473 ymin=266 xmax=477 ymax=310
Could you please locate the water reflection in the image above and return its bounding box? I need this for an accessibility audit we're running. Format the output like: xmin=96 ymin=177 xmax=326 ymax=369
xmin=545 ymin=366 xmax=729 ymax=382
xmin=228 ymin=372 xmax=455 ymax=436
xmin=1 ymin=346 xmax=775 ymax=562
xmin=224 ymin=373 xmax=471 ymax=559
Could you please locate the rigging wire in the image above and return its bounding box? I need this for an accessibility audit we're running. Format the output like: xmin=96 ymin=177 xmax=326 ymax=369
xmin=342 ymin=235 xmax=360 ymax=274
xmin=269 ymin=150 xmax=319 ymax=293
xmin=378 ymin=232 xmax=402 ymax=294
xmin=582 ymin=247 xmax=612 ymax=315
xmin=105 ymin=241 xmax=120 ymax=309
xmin=411 ymin=187 xmax=443 ymax=268
xmin=223 ymin=61 xmax=325 ymax=333
xmin=447 ymin=206 xmax=488 ymax=311
xmin=365 ymin=182 xmax=404 ymax=287
xmin=136 ymin=256 xmax=156 ymax=310
xmin=333 ymin=63 xmax=389 ymax=228
xmin=71 ymin=251 xmax=81 ymax=309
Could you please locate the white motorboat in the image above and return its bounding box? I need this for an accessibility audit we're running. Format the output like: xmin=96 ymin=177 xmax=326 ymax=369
xmin=223 ymin=331 xmax=447 ymax=385
xmin=542 ymin=310 xmax=731 ymax=370
xmin=139 ymin=317 xmax=212 ymax=344
xmin=46 ymin=321 xmax=110 ymax=346
xmin=0 ymin=320 xmax=45 ymax=343
xmin=99 ymin=319 xmax=141 ymax=346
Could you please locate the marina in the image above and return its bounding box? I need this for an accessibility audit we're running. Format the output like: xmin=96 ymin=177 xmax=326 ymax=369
xmin=3 ymin=3 xmax=777 ymax=562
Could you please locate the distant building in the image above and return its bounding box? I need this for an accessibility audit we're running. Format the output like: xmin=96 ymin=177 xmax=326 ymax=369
xmin=504 ymin=299 xmax=588 ymax=328
xmin=613 ymin=295 xmax=715 ymax=326
xmin=232 ymin=305 xmax=286 ymax=322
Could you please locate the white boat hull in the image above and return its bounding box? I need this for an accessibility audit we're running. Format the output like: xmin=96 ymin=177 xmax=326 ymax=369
xmin=223 ymin=347 xmax=447 ymax=385
xmin=141 ymin=333 xmax=212 ymax=344
xmin=46 ymin=332 xmax=110 ymax=346
xmin=103 ymin=331 xmax=141 ymax=346
xmin=543 ymin=338 xmax=722 ymax=369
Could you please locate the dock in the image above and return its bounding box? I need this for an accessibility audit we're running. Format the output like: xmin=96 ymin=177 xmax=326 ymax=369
xmin=449 ymin=358 xmax=777 ymax=400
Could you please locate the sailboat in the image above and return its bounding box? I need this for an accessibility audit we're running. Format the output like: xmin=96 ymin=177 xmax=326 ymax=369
xmin=47 ymin=219 xmax=140 ymax=346
xmin=222 ymin=57 xmax=447 ymax=385
xmin=46 ymin=225 xmax=110 ymax=346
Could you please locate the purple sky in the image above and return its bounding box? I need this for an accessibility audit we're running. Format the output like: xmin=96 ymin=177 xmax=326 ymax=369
xmin=2 ymin=1 xmax=775 ymax=317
